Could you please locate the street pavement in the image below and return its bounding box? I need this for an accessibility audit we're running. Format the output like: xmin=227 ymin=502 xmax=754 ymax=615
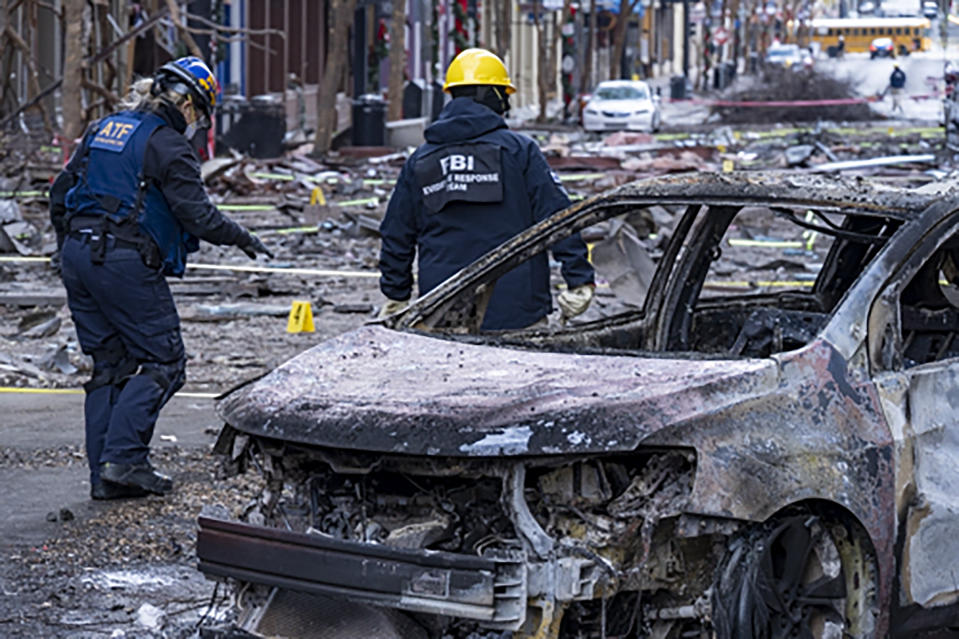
xmin=0 ymin=391 xmax=218 ymax=553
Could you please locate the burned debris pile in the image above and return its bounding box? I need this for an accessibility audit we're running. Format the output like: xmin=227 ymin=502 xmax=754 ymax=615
xmin=711 ymin=69 xmax=878 ymax=124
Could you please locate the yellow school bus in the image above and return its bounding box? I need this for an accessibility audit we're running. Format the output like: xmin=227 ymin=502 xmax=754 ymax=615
xmin=810 ymin=17 xmax=932 ymax=55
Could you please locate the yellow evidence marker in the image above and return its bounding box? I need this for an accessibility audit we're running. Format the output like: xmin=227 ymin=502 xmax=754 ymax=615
xmin=286 ymin=300 xmax=315 ymax=333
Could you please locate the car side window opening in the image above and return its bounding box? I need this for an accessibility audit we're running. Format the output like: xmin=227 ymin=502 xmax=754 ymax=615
xmin=678 ymin=205 xmax=838 ymax=357
xmin=674 ymin=208 xmax=902 ymax=359
xmin=896 ymin=243 xmax=959 ymax=368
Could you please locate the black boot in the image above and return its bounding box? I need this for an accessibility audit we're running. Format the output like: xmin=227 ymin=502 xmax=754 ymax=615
xmin=100 ymin=462 xmax=173 ymax=495
xmin=91 ymin=481 xmax=150 ymax=500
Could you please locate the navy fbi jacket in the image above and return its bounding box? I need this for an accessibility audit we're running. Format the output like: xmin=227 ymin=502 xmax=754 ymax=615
xmin=50 ymin=101 xmax=252 ymax=274
xmin=379 ymin=97 xmax=595 ymax=330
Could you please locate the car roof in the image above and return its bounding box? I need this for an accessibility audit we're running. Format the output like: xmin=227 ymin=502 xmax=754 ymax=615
xmin=596 ymin=172 xmax=935 ymax=218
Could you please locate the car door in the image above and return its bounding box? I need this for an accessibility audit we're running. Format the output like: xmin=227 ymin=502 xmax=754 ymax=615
xmin=868 ymin=206 xmax=959 ymax=613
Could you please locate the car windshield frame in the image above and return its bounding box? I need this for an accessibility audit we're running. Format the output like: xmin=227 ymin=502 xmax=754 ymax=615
xmin=594 ymin=84 xmax=649 ymax=101
xmin=391 ymin=173 xmax=938 ymax=351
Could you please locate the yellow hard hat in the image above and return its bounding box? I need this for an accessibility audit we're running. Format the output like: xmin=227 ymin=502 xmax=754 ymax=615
xmin=443 ymin=48 xmax=516 ymax=95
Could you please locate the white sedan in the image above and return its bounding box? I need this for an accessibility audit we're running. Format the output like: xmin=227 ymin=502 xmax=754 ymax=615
xmin=582 ymin=80 xmax=662 ymax=133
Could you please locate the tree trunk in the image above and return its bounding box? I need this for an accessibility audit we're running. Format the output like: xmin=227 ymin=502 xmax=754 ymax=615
xmin=62 ymin=0 xmax=86 ymax=145
xmin=534 ymin=0 xmax=546 ymax=121
xmin=386 ymin=0 xmax=406 ymax=121
xmin=164 ymin=0 xmax=205 ymax=59
xmin=313 ymin=0 xmax=359 ymax=155
xmin=609 ymin=0 xmax=632 ymax=80
xmin=0 ymin=2 xmax=8 ymax=113
xmin=581 ymin=0 xmax=596 ymax=95
xmin=493 ymin=0 xmax=511 ymax=59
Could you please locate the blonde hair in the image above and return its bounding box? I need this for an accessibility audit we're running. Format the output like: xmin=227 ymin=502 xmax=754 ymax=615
xmin=118 ymin=77 xmax=191 ymax=112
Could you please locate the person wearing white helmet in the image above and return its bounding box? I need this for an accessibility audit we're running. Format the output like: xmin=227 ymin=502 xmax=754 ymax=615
xmin=49 ymin=56 xmax=272 ymax=500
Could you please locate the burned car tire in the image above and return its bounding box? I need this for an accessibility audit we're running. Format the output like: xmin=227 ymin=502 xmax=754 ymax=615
xmin=711 ymin=512 xmax=878 ymax=639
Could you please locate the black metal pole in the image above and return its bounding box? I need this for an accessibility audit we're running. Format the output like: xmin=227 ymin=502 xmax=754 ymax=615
xmin=353 ymin=5 xmax=368 ymax=97
xmin=683 ymin=0 xmax=690 ymax=78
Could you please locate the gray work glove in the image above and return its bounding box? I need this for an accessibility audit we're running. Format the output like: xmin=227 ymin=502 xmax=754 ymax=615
xmin=240 ymin=233 xmax=273 ymax=259
xmin=378 ymin=298 xmax=409 ymax=318
xmin=558 ymin=284 xmax=595 ymax=321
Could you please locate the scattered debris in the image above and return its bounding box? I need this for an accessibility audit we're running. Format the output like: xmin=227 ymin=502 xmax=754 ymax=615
xmin=711 ymin=69 xmax=878 ymax=123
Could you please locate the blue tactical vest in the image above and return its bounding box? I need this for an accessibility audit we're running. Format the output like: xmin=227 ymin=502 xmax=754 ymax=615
xmin=65 ymin=110 xmax=199 ymax=276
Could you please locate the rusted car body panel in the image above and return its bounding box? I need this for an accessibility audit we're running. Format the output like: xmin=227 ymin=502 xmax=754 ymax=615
xmin=218 ymin=325 xmax=780 ymax=456
xmin=199 ymin=173 xmax=959 ymax=637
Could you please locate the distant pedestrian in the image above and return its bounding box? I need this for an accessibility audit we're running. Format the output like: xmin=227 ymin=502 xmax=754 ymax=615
xmin=837 ymin=35 xmax=845 ymax=58
xmin=890 ymin=63 xmax=907 ymax=113
xmin=49 ymin=56 xmax=273 ymax=500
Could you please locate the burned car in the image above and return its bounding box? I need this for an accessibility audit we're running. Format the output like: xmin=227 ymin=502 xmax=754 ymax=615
xmin=198 ymin=172 xmax=959 ymax=638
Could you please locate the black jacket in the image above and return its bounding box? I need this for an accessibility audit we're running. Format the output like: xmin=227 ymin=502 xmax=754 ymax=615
xmin=379 ymin=97 xmax=594 ymax=330
xmin=50 ymin=101 xmax=251 ymax=251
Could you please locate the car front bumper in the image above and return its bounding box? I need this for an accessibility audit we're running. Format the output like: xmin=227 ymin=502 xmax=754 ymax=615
xmin=197 ymin=515 xmax=534 ymax=628
xmin=583 ymin=111 xmax=656 ymax=132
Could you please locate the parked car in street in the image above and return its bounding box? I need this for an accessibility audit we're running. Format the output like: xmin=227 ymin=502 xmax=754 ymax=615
xmin=764 ymin=42 xmax=807 ymax=68
xmin=870 ymin=35 xmax=896 ymax=57
xmin=580 ymin=79 xmax=661 ymax=133
xmin=199 ymin=172 xmax=959 ymax=638
xmin=922 ymin=0 xmax=938 ymax=19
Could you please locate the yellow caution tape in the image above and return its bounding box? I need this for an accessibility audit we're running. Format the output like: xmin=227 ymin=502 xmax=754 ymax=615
xmin=558 ymin=173 xmax=607 ymax=182
xmin=187 ymin=263 xmax=379 ymax=278
xmin=0 ymin=387 xmax=217 ymax=398
xmin=705 ymin=280 xmax=814 ymax=288
xmin=0 ymin=256 xmax=50 ymax=263
xmin=337 ymin=196 xmax=379 ymax=207
xmin=802 ymin=211 xmax=818 ymax=251
xmin=217 ymin=204 xmax=275 ymax=212
xmin=249 ymin=172 xmax=296 ymax=181
xmin=0 ymin=191 xmax=46 ymax=198
xmin=273 ymin=225 xmax=320 ymax=235
xmin=727 ymin=238 xmax=804 ymax=248
xmin=0 ymin=255 xmax=379 ymax=278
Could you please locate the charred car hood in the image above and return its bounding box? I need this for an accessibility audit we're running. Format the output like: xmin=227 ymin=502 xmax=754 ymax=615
xmin=217 ymin=325 xmax=780 ymax=456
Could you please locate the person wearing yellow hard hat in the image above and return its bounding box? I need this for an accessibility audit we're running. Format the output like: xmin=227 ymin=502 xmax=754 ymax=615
xmin=377 ymin=48 xmax=595 ymax=329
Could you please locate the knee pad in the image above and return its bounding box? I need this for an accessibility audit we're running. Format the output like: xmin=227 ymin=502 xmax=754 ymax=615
xmin=141 ymin=358 xmax=186 ymax=411
xmin=84 ymin=336 xmax=137 ymax=392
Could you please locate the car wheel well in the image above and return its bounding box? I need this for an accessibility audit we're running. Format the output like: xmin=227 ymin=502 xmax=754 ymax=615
xmin=712 ymin=499 xmax=880 ymax=639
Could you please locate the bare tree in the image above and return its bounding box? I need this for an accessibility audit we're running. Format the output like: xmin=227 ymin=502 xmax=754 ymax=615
xmin=164 ymin=0 xmax=204 ymax=59
xmin=491 ymin=0 xmax=511 ymax=59
xmin=313 ymin=0 xmax=359 ymax=155
xmin=609 ymin=0 xmax=635 ymax=79
xmin=0 ymin=0 xmax=54 ymax=133
xmin=387 ymin=0 xmax=406 ymax=121
xmin=532 ymin=0 xmax=572 ymax=122
xmin=62 ymin=0 xmax=86 ymax=144
xmin=581 ymin=0 xmax=597 ymax=95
